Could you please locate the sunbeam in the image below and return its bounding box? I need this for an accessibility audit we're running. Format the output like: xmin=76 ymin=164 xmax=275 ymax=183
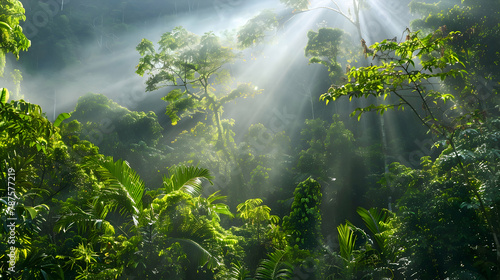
xmin=3 ymin=0 xmax=499 ymax=278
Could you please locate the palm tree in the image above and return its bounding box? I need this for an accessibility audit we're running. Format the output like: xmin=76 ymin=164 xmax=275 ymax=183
xmin=55 ymin=156 xmax=144 ymax=239
xmin=55 ymin=157 xmax=234 ymax=278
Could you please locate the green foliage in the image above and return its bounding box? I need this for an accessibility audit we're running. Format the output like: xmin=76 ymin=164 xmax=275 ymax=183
xmin=255 ymin=248 xmax=294 ymax=280
xmin=69 ymin=93 xmax=165 ymax=187
xmin=370 ymin=118 xmax=500 ymax=278
xmin=305 ymin=28 xmax=349 ymax=81
xmin=388 ymin=156 xmax=495 ymax=278
xmin=0 ymin=0 xmax=30 ymax=75
xmin=330 ymin=208 xmax=397 ymax=280
xmin=237 ymin=10 xmax=279 ymax=48
xmin=237 ymin=198 xmax=279 ymax=226
xmin=137 ymin=26 xmax=261 ymax=149
xmin=280 ymin=0 xmax=310 ymax=10
xmin=296 ymin=115 xmax=356 ymax=181
xmin=88 ymin=156 xmax=145 ymax=218
xmin=337 ymin=223 xmax=356 ymax=263
xmin=0 ymin=87 xmax=8 ymax=103
xmin=282 ymin=177 xmax=322 ymax=250
xmin=12 ymin=249 xmax=64 ymax=280
xmin=0 ymin=97 xmax=100 ymax=279
xmin=409 ymin=0 xmax=500 ymax=120
xmin=322 ymin=29 xmax=465 ymax=124
xmin=226 ymin=261 xmax=252 ymax=280
xmin=4 ymin=1 xmax=499 ymax=279
xmin=71 ymin=93 xmax=163 ymax=147
xmin=142 ymin=189 xmax=239 ymax=275
xmin=161 ymin=165 xmax=214 ymax=197
xmin=355 ymin=207 xmax=392 ymax=259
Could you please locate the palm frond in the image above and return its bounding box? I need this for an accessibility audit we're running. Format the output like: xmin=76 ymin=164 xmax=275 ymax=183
xmin=163 ymin=165 xmax=213 ymax=197
xmin=17 ymin=250 xmax=64 ymax=280
xmin=167 ymin=237 xmax=222 ymax=269
xmin=356 ymin=207 xmax=388 ymax=251
xmin=88 ymin=156 xmax=145 ymax=218
xmin=206 ymin=191 xmax=234 ymax=219
xmin=255 ymin=249 xmax=294 ymax=280
xmin=228 ymin=261 xmax=252 ymax=280
xmin=337 ymin=223 xmax=356 ymax=262
xmin=54 ymin=202 xmax=115 ymax=238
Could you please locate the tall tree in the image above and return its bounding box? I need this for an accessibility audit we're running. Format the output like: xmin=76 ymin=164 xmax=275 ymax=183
xmin=136 ymin=26 xmax=260 ymax=149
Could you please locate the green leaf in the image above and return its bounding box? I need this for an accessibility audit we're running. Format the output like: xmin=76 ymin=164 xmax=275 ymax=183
xmin=0 ymin=88 xmax=9 ymax=104
xmin=255 ymin=249 xmax=293 ymax=280
xmin=24 ymin=206 xmax=38 ymax=219
xmin=337 ymin=223 xmax=356 ymax=262
xmin=163 ymin=165 xmax=213 ymax=197
xmin=53 ymin=112 xmax=71 ymax=127
xmin=86 ymin=156 xmax=145 ymax=223
xmin=356 ymin=207 xmax=388 ymax=252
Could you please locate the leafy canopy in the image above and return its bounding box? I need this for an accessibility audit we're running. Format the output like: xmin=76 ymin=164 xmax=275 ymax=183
xmin=136 ymin=26 xmax=260 ymax=126
xmin=321 ymin=29 xmax=466 ymax=126
xmin=305 ymin=27 xmax=349 ymax=81
xmin=0 ymin=0 xmax=30 ymax=75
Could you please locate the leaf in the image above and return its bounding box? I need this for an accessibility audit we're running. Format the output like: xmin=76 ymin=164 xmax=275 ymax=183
xmin=163 ymin=165 xmax=214 ymax=197
xmin=167 ymin=237 xmax=222 ymax=269
xmin=337 ymin=223 xmax=356 ymax=262
xmin=86 ymin=156 xmax=145 ymax=223
xmin=228 ymin=261 xmax=251 ymax=280
xmin=356 ymin=207 xmax=388 ymax=252
xmin=1 ymin=88 xmax=9 ymax=104
xmin=213 ymin=203 xmax=234 ymax=218
xmin=0 ymin=21 xmax=12 ymax=31
xmin=53 ymin=112 xmax=71 ymax=127
xmin=255 ymin=249 xmax=293 ymax=280
xmin=22 ymin=206 xmax=37 ymax=219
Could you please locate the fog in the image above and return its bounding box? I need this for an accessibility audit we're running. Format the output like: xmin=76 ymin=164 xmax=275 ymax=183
xmin=9 ymin=0 xmax=412 ymax=126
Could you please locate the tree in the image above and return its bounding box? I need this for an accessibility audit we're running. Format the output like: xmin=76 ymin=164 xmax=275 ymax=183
xmin=0 ymin=0 xmax=30 ymax=75
xmin=0 ymin=96 xmax=76 ymax=279
xmin=54 ymin=156 xmax=238 ymax=279
xmin=320 ymin=27 xmax=500 ymax=260
xmin=69 ymin=93 xmax=166 ymax=187
xmin=409 ymin=0 xmax=500 ymax=117
xmin=237 ymin=198 xmax=280 ymax=245
xmin=305 ymin=27 xmax=351 ymax=83
xmin=136 ymin=26 xmax=260 ymax=148
xmin=380 ymin=143 xmax=499 ymax=278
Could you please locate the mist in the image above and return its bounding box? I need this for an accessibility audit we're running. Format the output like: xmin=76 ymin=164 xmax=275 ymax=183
xmin=8 ymin=0 xmax=423 ymax=199
xmin=14 ymin=1 xmax=282 ymax=118
xmin=13 ymin=0 xmax=414 ymax=125
xmin=4 ymin=0 xmax=499 ymax=278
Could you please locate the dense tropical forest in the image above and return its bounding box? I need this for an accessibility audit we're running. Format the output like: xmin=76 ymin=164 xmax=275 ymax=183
xmin=1 ymin=0 xmax=499 ymax=279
